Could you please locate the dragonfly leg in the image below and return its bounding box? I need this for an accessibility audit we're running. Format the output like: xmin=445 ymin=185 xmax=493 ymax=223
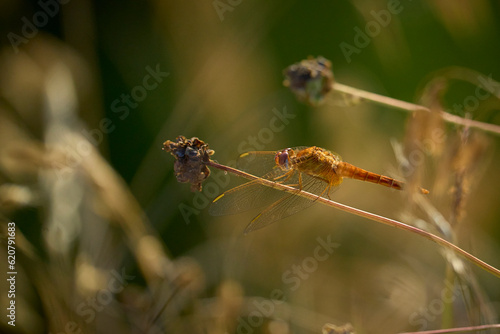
xmin=326 ymin=184 xmax=333 ymax=199
xmin=318 ymin=184 xmax=329 ymax=198
xmin=316 ymin=182 xmax=333 ymax=200
xmin=285 ymin=172 xmax=304 ymax=189
xmin=274 ymin=170 xmax=295 ymax=183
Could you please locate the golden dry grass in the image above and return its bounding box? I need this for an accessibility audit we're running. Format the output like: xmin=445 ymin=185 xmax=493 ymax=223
xmin=1 ymin=2 xmax=500 ymax=334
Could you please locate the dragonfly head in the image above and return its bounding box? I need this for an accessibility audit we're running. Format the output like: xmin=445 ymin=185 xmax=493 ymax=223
xmin=275 ymin=148 xmax=292 ymax=170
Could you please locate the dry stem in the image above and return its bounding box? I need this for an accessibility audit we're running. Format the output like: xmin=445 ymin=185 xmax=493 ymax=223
xmin=206 ymin=160 xmax=500 ymax=279
xmin=332 ymin=82 xmax=500 ymax=136
xmin=399 ymin=323 xmax=500 ymax=334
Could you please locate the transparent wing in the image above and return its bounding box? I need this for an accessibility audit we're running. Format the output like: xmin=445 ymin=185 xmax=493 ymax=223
xmin=209 ymin=168 xmax=289 ymax=216
xmin=236 ymin=151 xmax=276 ymax=175
xmin=236 ymin=146 xmax=309 ymax=175
xmin=210 ymin=146 xmax=341 ymax=232
xmin=243 ymin=174 xmax=330 ymax=233
xmin=210 ymin=147 xmax=309 ymax=215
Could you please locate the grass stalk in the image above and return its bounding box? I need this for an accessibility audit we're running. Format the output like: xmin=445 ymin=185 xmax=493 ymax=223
xmin=399 ymin=323 xmax=500 ymax=334
xmin=331 ymin=82 xmax=500 ymax=136
xmin=206 ymin=160 xmax=500 ymax=279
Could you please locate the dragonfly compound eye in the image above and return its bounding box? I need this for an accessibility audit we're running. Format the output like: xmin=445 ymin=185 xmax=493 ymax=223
xmin=275 ymin=149 xmax=290 ymax=169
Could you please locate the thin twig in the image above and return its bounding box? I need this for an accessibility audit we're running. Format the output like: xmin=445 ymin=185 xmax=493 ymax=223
xmin=206 ymin=160 xmax=500 ymax=279
xmin=399 ymin=323 xmax=500 ymax=334
xmin=332 ymin=82 xmax=500 ymax=136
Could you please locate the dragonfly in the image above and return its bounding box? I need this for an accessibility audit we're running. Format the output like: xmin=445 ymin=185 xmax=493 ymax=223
xmin=209 ymin=146 xmax=429 ymax=233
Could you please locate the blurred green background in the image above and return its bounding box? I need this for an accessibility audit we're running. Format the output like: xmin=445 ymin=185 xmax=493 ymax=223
xmin=2 ymin=0 xmax=500 ymax=333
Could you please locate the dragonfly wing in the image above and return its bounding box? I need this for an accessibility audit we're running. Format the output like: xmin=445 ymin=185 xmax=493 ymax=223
xmin=243 ymin=174 xmax=330 ymax=233
xmin=209 ymin=168 xmax=288 ymax=216
xmin=236 ymin=147 xmax=309 ymax=174
xmin=290 ymin=146 xmax=309 ymax=151
xmin=236 ymin=151 xmax=277 ymax=175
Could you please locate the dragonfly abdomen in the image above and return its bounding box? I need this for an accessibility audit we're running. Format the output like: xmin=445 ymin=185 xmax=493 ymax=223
xmin=337 ymin=162 xmax=403 ymax=191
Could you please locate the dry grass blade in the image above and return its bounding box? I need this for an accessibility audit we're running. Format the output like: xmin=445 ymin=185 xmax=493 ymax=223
xmin=161 ymin=134 xmax=500 ymax=278
xmin=202 ymin=160 xmax=500 ymax=279
xmin=398 ymin=323 xmax=500 ymax=334
xmin=283 ymin=56 xmax=500 ymax=136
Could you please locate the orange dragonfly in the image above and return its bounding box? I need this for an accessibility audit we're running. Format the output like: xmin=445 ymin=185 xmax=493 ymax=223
xmin=209 ymin=146 xmax=428 ymax=233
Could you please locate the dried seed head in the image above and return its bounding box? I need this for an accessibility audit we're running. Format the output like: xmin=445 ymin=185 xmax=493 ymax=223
xmin=283 ymin=56 xmax=334 ymax=105
xmin=162 ymin=136 xmax=214 ymax=192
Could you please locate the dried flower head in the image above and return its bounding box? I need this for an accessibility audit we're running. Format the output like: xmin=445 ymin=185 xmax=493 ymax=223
xmin=162 ymin=136 xmax=214 ymax=192
xmin=283 ymin=56 xmax=334 ymax=105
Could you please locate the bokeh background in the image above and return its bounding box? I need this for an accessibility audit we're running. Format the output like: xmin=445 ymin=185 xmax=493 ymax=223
xmin=1 ymin=0 xmax=500 ymax=333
